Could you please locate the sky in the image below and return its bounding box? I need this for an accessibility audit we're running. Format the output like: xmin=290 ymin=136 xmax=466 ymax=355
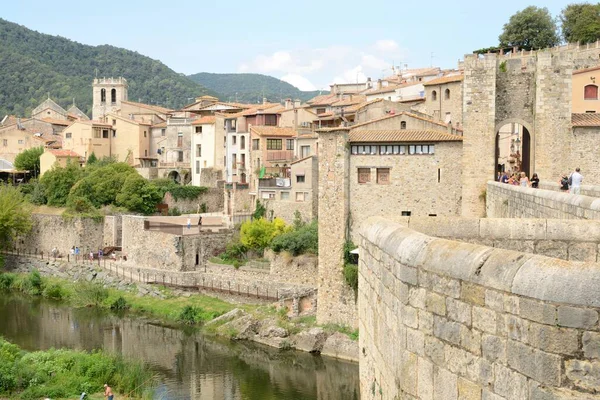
xmin=3 ymin=0 xmax=572 ymax=91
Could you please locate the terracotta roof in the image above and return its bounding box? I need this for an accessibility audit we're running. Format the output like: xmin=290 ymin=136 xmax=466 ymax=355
xmin=344 ymin=99 xmax=384 ymax=113
xmin=49 ymin=149 xmax=81 ymax=157
xmin=151 ymin=121 xmax=167 ymax=128
xmin=331 ymin=95 xmax=366 ymax=107
xmin=572 ymin=113 xmax=600 ymax=126
xmin=41 ymin=117 xmax=71 ymax=126
xmin=365 ymin=85 xmax=401 ymax=95
xmin=121 ymin=100 xmax=172 ymax=114
xmin=351 ymin=111 xmax=452 ymax=130
xmin=73 ymin=120 xmax=113 ymax=128
xmin=573 ymin=66 xmax=600 ymax=75
xmin=349 ymin=130 xmax=463 ymax=143
xmin=192 ymin=116 xmax=216 ymax=125
xmin=307 ymin=93 xmax=338 ymax=106
xmin=291 ymin=155 xmax=315 ymax=165
xmin=250 ymin=126 xmax=297 ymax=137
xmin=423 ymin=74 xmax=464 ymax=86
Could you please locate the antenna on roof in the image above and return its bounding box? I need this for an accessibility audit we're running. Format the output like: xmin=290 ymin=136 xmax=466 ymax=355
xmin=430 ymin=52 xmax=435 ymax=67
xmin=47 ymin=92 xmax=50 ymax=100
xmin=72 ymin=98 xmax=75 ymax=106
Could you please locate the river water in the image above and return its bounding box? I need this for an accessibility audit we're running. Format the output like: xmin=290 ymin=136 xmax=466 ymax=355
xmin=0 ymin=294 xmax=360 ymax=399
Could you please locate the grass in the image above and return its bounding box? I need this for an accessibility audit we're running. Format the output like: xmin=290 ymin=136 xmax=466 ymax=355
xmin=209 ymin=256 xmax=244 ymax=268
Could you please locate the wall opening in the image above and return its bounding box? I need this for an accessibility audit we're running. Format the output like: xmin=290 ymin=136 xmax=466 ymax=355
xmin=495 ymin=122 xmax=531 ymax=179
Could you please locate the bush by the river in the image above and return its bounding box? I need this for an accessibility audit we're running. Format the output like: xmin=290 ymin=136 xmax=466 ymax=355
xmin=271 ymin=220 xmax=318 ymax=256
xmin=0 ymin=337 xmax=155 ymax=399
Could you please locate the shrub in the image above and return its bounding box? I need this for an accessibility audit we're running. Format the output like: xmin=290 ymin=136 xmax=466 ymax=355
xmin=67 ymin=196 xmax=96 ymax=213
xmin=179 ymin=305 xmax=199 ymax=324
xmin=0 ymin=272 xmax=16 ymax=290
xmin=110 ymin=296 xmax=130 ymax=311
xmin=252 ymin=200 xmax=266 ymax=220
xmin=343 ymin=264 xmax=358 ymax=293
xmin=74 ymin=282 xmax=108 ymax=307
xmin=240 ymin=218 xmax=288 ymax=254
xmin=42 ymin=282 xmax=68 ymax=300
xmin=271 ymin=220 xmax=318 ymax=255
xmin=116 ymin=173 xmax=162 ymax=215
xmin=40 ymin=162 xmax=83 ymax=206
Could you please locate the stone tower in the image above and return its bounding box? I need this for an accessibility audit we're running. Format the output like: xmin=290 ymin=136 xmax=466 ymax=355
xmin=92 ymin=77 xmax=128 ymax=120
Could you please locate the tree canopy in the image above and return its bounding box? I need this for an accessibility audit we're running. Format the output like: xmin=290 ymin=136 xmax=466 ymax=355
xmin=499 ymin=6 xmax=560 ymax=50
xmin=0 ymin=184 xmax=32 ymax=251
xmin=561 ymin=3 xmax=600 ymax=44
xmin=13 ymin=147 xmax=44 ymax=177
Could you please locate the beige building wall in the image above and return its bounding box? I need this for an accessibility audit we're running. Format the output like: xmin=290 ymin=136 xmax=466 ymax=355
xmin=353 ymin=113 xmax=454 ymax=132
xmin=191 ymin=122 xmax=217 ymax=186
xmin=109 ymin=114 xmax=151 ymax=165
xmin=572 ymin=68 xmax=600 ymax=113
xmin=32 ymin=107 xmax=67 ymax=121
xmin=423 ymin=80 xmax=463 ymax=126
xmin=348 ymin=141 xmax=463 ymax=239
xmin=0 ymin=119 xmax=55 ymax=162
xmin=279 ymin=108 xmax=315 ymax=129
xmin=39 ymin=152 xmax=81 ymax=175
xmin=92 ymin=77 xmax=128 ymax=120
xmin=61 ymin=121 xmax=113 ymax=161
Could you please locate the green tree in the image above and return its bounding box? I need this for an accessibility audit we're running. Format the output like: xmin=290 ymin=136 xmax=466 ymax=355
xmin=86 ymin=152 xmax=98 ymax=164
xmin=116 ymin=173 xmax=162 ymax=214
xmin=240 ymin=218 xmax=288 ymax=253
xmin=0 ymin=184 xmax=32 ymax=252
xmin=561 ymin=3 xmax=600 ymax=44
xmin=499 ymin=6 xmax=560 ymax=50
xmin=13 ymin=146 xmax=44 ymax=177
xmin=40 ymin=162 xmax=82 ymax=206
xmin=68 ymin=162 xmax=136 ymax=207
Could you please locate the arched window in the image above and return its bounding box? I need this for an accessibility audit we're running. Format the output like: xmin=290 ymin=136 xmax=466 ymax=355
xmin=400 ymin=121 xmax=407 ymax=130
xmin=584 ymin=84 xmax=598 ymax=100
xmin=100 ymin=89 xmax=106 ymax=103
xmin=111 ymin=88 xmax=117 ymax=103
xmin=431 ymin=90 xmax=437 ymax=101
xmin=445 ymin=88 xmax=450 ymax=100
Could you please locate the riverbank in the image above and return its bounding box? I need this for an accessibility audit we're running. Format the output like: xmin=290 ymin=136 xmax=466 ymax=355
xmin=1 ymin=255 xmax=359 ymax=362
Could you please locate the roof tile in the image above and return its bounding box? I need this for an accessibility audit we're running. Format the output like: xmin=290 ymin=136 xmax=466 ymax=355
xmin=572 ymin=113 xmax=600 ymax=126
xmin=250 ymin=126 xmax=298 ymax=137
xmin=349 ymin=129 xmax=463 ymax=143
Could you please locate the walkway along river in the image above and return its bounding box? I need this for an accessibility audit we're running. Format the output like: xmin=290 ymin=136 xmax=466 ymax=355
xmin=0 ymin=293 xmax=360 ymax=399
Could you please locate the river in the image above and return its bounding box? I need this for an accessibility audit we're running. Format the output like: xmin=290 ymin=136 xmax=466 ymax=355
xmin=0 ymin=294 xmax=360 ymax=399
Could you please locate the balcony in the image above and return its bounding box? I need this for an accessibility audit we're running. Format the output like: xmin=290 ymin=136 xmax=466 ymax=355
xmin=266 ymin=150 xmax=294 ymax=162
xmin=259 ymin=177 xmax=291 ymax=188
xmin=159 ymin=162 xmax=189 ymax=168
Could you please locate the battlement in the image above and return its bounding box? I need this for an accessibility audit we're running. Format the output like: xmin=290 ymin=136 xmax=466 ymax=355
xmin=93 ymin=77 xmax=128 ymax=86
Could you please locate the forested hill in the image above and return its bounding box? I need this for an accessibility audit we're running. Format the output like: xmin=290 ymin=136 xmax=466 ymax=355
xmin=0 ymin=18 xmax=217 ymax=118
xmin=187 ymin=72 xmax=322 ymax=104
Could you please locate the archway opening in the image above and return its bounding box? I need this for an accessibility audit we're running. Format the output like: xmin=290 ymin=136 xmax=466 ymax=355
xmin=168 ymin=170 xmax=180 ymax=184
xmin=495 ymin=123 xmax=531 ymax=180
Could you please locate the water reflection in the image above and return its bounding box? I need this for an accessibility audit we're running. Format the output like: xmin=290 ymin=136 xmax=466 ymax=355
xmin=0 ymin=294 xmax=359 ymax=400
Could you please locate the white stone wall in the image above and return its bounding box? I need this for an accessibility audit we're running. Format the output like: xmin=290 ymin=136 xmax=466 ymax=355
xmin=359 ymin=217 xmax=600 ymax=399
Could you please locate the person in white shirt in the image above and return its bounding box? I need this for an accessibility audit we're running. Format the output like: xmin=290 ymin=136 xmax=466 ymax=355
xmin=570 ymin=167 xmax=583 ymax=195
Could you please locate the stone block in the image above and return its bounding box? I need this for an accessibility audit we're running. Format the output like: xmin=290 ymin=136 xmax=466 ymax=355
xmin=481 ymin=390 xmax=504 ymax=400
xmin=320 ymin=332 xmax=359 ymax=362
xmin=480 ymin=218 xmax=546 ymax=240
xmin=419 ymin=310 xmax=434 ymax=334
xmin=506 ymin=340 xmax=562 ymax=386
xmin=399 ymin=350 xmax=418 ymax=396
xmin=482 ymin=334 xmax=506 ymax=363
xmin=567 ymin=242 xmax=598 ymax=262
xmin=545 ymin=219 xmax=600 ymax=242
xmin=418 ymin=357 xmax=434 ymax=400
xmin=395 ymin=262 xmax=418 ymax=285
xmin=583 ymin=331 xmax=600 ymax=359
xmin=434 ymin=316 xmax=461 ymax=345
xmin=402 ymin=304 xmax=419 ymax=329
xmin=447 ymin=298 xmax=472 ymax=326
xmin=434 ymin=367 xmax=458 ymax=400
xmin=502 ymin=315 xmax=529 ymax=343
xmin=528 ymin=322 xmax=579 ymax=355
xmin=473 ymin=306 xmax=498 ymax=334
xmin=409 ymin=216 xmax=480 ymax=238
xmin=460 ymin=325 xmax=482 ymax=356
xmin=409 ymin=287 xmax=427 ymax=309
xmin=425 ymin=335 xmax=446 ymax=366
xmin=466 ymin=357 xmax=494 ymax=387
xmin=494 ymin=363 xmax=528 ymax=400
xmin=461 ymin=282 xmax=486 ymax=306
xmin=565 ymin=359 xmax=600 ymax=392
xmin=519 ymin=298 xmax=556 ymax=325
xmin=485 ymin=290 xmax=504 ymax=312
xmin=492 ymin=238 xmax=535 ymax=254
xmin=426 ymin=292 xmax=447 ymax=316
xmin=557 ymin=306 xmax=598 ymax=329
xmin=445 ymin=344 xmax=475 ymax=375
xmin=458 ymin=378 xmax=481 ymax=400
xmin=406 ymin=328 xmax=425 ymax=356
xmin=534 ymin=240 xmax=568 ymax=259
xmin=395 ymin=279 xmax=410 ymax=304
xmin=528 ymin=382 xmax=597 ymax=400
xmin=503 ymin=294 xmax=519 ymax=315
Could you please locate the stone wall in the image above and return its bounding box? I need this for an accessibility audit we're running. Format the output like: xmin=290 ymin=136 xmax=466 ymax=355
xmin=359 ymin=217 xmax=600 ymax=399
xmin=163 ymin=188 xmax=223 ymax=214
xmin=539 ymin=180 xmax=600 ymax=198
xmin=390 ymin=216 xmax=600 ymax=262
xmin=265 ymin=250 xmax=319 ymax=286
xmin=486 ymin=181 xmax=600 ymax=220
xmin=14 ymin=214 xmax=104 ymax=256
xmin=264 ymin=198 xmax=316 ymax=225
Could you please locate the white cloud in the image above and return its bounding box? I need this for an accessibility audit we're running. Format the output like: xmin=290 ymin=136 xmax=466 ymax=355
xmin=361 ymin=54 xmax=390 ymax=71
xmin=332 ymin=66 xmax=367 ymax=84
xmin=280 ymin=74 xmax=317 ymax=91
xmin=375 ymin=39 xmax=400 ymax=53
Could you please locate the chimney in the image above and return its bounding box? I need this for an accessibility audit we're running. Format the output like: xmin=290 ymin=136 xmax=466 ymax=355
xmin=367 ymin=77 xmax=372 ymax=89
xmin=285 ymin=98 xmax=292 ymax=109
xmin=377 ymin=79 xmax=382 ymax=90
xmin=294 ymin=99 xmax=301 ymax=108
xmin=263 ymin=97 xmax=268 ymax=105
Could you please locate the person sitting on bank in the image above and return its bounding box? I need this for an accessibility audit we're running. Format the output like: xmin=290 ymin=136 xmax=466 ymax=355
xmin=104 ymin=383 xmax=114 ymax=400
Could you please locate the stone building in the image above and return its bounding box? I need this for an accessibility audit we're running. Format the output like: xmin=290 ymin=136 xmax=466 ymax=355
xmin=422 ymin=74 xmax=463 ymax=126
xmin=0 ymin=118 xmax=59 ymax=163
xmin=572 ymin=65 xmax=600 ymax=113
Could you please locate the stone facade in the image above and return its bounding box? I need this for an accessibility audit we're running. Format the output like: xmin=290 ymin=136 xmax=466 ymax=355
xmin=487 ymin=181 xmax=600 ymax=220
xmin=359 ymin=217 xmax=600 ymax=399
xmin=163 ymin=188 xmax=224 ymax=214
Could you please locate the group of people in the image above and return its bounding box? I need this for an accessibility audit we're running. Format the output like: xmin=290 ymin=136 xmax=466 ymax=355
xmin=68 ymin=247 xmax=116 ymax=261
xmin=497 ymin=171 xmax=540 ymax=188
xmin=498 ymin=167 xmax=584 ymax=194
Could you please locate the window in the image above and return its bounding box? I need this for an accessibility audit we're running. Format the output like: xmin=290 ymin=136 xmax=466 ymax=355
xmin=240 ymin=136 xmax=246 ymax=149
xmin=316 ymin=108 xmax=326 ymax=114
xmin=377 ymin=168 xmax=390 ymax=184
xmin=66 ymin=132 xmax=72 ymax=139
xmin=379 ymin=145 xmax=394 ymax=155
xmin=584 ymin=84 xmax=598 ymax=100
xmin=296 ymin=175 xmax=305 ymax=183
xmin=241 ymin=153 xmax=246 ymax=166
xmin=231 ymin=135 xmax=236 ymax=145
xmin=262 ymin=192 xmax=276 ymax=199
xmin=112 ymin=119 xmax=116 ymax=126
xmin=196 ymin=144 xmax=202 ymax=157
xmin=177 ymin=132 xmax=183 ymax=147
xmin=102 ymin=130 xmax=109 ymax=139
xmin=301 ymin=145 xmax=311 ymax=157
xmin=178 ymin=151 xmax=183 ymax=162
xmin=230 ymin=119 xmax=237 ymax=130
xmin=445 ymin=88 xmax=450 ymax=100
xmin=161 ymin=129 xmax=166 ymax=137
xmin=94 ymin=130 xmax=101 ymax=139
xmin=113 ymin=130 xmax=116 ymax=138
xmin=196 ymin=160 xmax=200 ymax=174
xmin=144 ymin=150 xmax=147 ymax=156
xmin=18 ymin=139 xmax=23 ymax=145
xmin=265 ymin=114 xmax=277 ymax=126
xmin=409 ymin=145 xmax=416 ymax=155
xmin=281 ymin=191 xmax=290 ymax=200
xmin=111 ymin=88 xmax=117 ymax=103
xmin=195 ymin=126 xmax=202 ymax=133
xmin=100 ymin=89 xmax=106 ymax=103
xmin=358 ymin=168 xmax=370 ymax=183
xmin=267 ymin=139 xmax=282 ymax=150
xmin=252 ymin=139 xmax=260 ymax=150
xmin=400 ymin=121 xmax=407 ymax=129
xmin=401 ymin=211 xmax=412 ymax=216
xmin=286 ymin=139 xmax=294 ymax=150
xmin=431 ymin=90 xmax=437 ymax=101
xmin=296 ymin=192 xmax=306 ymax=202
xmin=143 ymin=130 xmax=147 ymax=138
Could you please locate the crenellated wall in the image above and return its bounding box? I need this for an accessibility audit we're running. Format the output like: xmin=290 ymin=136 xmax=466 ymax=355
xmin=487 ymin=181 xmax=600 ymax=220
xmin=358 ymin=217 xmax=600 ymax=400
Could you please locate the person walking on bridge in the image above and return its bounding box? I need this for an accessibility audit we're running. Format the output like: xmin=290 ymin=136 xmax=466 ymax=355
xmin=569 ymin=167 xmax=583 ymax=195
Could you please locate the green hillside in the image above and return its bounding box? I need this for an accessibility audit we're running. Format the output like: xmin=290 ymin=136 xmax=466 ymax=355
xmin=0 ymin=18 xmax=217 ymax=118
xmin=187 ymin=72 xmax=322 ymax=104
